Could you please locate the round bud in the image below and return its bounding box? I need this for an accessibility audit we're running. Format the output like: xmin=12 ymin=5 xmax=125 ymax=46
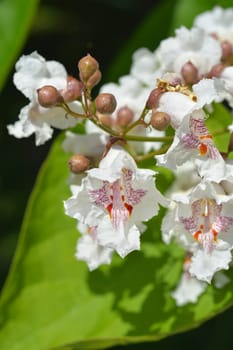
xmin=78 ymin=54 xmax=99 ymax=82
xmin=181 ymin=61 xmax=198 ymax=84
xmin=37 ymin=85 xmax=63 ymax=107
xmin=86 ymin=69 xmax=102 ymax=89
xmin=61 ymin=76 xmax=83 ymax=102
xmin=146 ymin=88 xmax=162 ymax=109
xmin=150 ymin=110 xmax=171 ymax=131
xmin=221 ymin=40 xmax=233 ymax=60
xmin=68 ymin=154 xmax=90 ymax=174
xmin=208 ymin=63 xmax=225 ymax=78
xmin=97 ymin=113 xmax=113 ymax=127
xmin=117 ymin=106 xmax=134 ymax=127
xmin=95 ymin=93 xmax=117 ymax=114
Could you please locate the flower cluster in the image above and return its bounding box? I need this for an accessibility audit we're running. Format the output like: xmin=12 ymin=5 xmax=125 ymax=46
xmin=9 ymin=6 xmax=233 ymax=306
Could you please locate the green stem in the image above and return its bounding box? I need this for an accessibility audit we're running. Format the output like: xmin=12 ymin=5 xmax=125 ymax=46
xmin=124 ymin=134 xmax=173 ymax=142
xmin=136 ymin=145 xmax=170 ymax=162
xmin=123 ymin=107 xmax=148 ymax=135
xmin=62 ymin=103 xmax=86 ymax=119
xmin=62 ymin=104 xmax=173 ymax=143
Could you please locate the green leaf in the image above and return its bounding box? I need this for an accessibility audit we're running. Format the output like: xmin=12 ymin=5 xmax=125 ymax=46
xmin=206 ymin=103 xmax=233 ymax=153
xmin=0 ymin=0 xmax=39 ymax=91
xmin=1 ymin=133 xmax=233 ymax=350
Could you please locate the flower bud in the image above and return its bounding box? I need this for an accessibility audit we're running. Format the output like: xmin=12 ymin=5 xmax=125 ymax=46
xmin=146 ymin=88 xmax=162 ymax=109
xmin=150 ymin=110 xmax=171 ymax=131
xmin=68 ymin=154 xmax=90 ymax=174
xmin=86 ymin=69 xmax=102 ymax=89
xmin=181 ymin=61 xmax=198 ymax=84
xmin=95 ymin=93 xmax=117 ymax=114
xmin=221 ymin=40 xmax=233 ymax=60
xmin=61 ymin=76 xmax=83 ymax=102
xmin=116 ymin=106 xmax=134 ymax=127
xmin=78 ymin=54 xmax=99 ymax=82
xmin=208 ymin=63 xmax=225 ymax=78
xmin=37 ymin=85 xmax=63 ymax=107
xmin=97 ymin=113 xmax=113 ymax=127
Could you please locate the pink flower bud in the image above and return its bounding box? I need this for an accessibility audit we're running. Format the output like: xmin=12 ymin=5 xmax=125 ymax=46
xmin=61 ymin=76 xmax=83 ymax=102
xmin=78 ymin=54 xmax=99 ymax=82
xmin=68 ymin=154 xmax=90 ymax=173
xmin=97 ymin=113 xmax=113 ymax=127
xmin=181 ymin=61 xmax=198 ymax=85
xmin=37 ymin=85 xmax=63 ymax=107
xmin=221 ymin=40 xmax=233 ymax=61
xmin=116 ymin=106 xmax=134 ymax=127
xmin=146 ymin=88 xmax=162 ymax=109
xmin=86 ymin=69 xmax=102 ymax=89
xmin=95 ymin=93 xmax=117 ymax=114
xmin=208 ymin=63 xmax=225 ymax=78
xmin=151 ymin=110 xmax=171 ymax=131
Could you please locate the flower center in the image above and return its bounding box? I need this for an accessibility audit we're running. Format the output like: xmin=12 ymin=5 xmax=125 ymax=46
xmin=181 ymin=198 xmax=233 ymax=253
xmin=89 ymin=168 xmax=147 ymax=230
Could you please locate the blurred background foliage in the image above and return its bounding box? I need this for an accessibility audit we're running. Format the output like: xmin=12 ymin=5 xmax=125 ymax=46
xmin=1 ymin=0 xmax=233 ymax=349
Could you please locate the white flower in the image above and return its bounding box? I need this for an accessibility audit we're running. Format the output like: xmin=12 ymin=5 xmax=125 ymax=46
xmin=62 ymin=131 xmax=107 ymax=158
xmin=157 ymin=78 xmax=222 ymax=129
xmin=157 ymin=27 xmax=221 ymax=77
xmin=194 ymin=6 xmax=233 ymax=44
xmin=171 ymin=254 xmax=207 ymax=306
xmin=76 ymin=223 xmax=113 ymax=271
xmin=172 ymin=272 xmax=207 ymax=306
xmin=171 ymin=253 xmax=230 ymax=306
xmin=8 ymin=51 xmax=83 ymax=145
xmin=130 ymin=48 xmax=163 ymax=86
xmin=162 ymin=180 xmax=233 ymax=283
xmin=64 ymin=146 xmax=167 ymax=257
xmin=217 ymin=66 xmax=233 ymax=108
xmin=156 ymin=109 xmax=226 ymax=182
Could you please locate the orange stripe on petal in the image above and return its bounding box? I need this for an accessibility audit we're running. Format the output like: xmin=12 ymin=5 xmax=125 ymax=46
xmin=124 ymin=202 xmax=133 ymax=216
xmin=199 ymin=143 xmax=208 ymax=155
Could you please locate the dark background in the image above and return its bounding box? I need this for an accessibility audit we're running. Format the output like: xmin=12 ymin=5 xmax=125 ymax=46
xmin=0 ymin=0 xmax=233 ymax=349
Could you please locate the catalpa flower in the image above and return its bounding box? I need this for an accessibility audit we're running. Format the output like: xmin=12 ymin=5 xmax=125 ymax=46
xmin=64 ymin=147 xmax=167 ymax=257
xmin=162 ymin=180 xmax=233 ymax=282
xmin=171 ymin=252 xmax=230 ymax=306
xmin=194 ymin=6 xmax=233 ymax=44
xmin=171 ymin=253 xmax=207 ymax=306
xmin=156 ymin=26 xmax=222 ymax=78
xmin=7 ymin=51 xmax=83 ymax=145
xmin=156 ymin=109 xmax=226 ymax=182
xmin=156 ymin=78 xmax=222 ymax=129
xmin=130 ymin=47 xmax=163 ymax=86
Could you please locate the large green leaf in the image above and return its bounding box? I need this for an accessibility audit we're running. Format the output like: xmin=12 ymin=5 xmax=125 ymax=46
xmin=0 ymin=0 xmax=39 ymax=91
